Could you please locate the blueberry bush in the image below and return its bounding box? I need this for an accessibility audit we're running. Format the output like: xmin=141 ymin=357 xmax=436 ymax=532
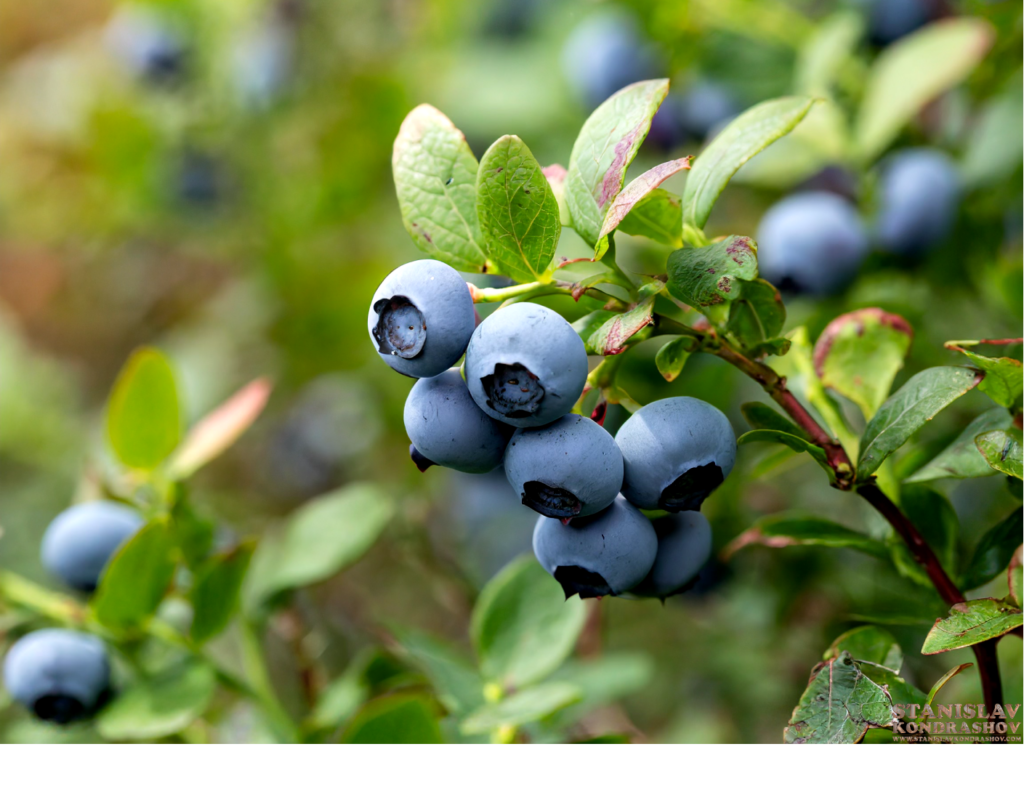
xmin=0 ymin=0 xmax=1020 ymax=744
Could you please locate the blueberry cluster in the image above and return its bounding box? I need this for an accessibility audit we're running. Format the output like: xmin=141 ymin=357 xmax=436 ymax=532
xmin=2 ymin=501 xmax=143 ymax=723
xmin=757 ymin=148 xmax=961 ymax=295
xmin=369 ymin=259 xmax=731 ymax=599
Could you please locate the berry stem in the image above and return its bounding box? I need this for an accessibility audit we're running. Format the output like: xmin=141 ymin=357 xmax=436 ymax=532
xmin=468 ymin=279 xmax=625 ymax=307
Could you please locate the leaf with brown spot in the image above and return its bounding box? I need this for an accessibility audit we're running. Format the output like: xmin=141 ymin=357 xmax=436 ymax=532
xmin=587 ymin=296 xmax=656 ymax=356
xmin=723 ymin=515 xmax=888 ymax=561
xmin=921 ymin=598 xmax=1022 ymax=654
xmin=666 ymin=236 xmax=758 ymax=325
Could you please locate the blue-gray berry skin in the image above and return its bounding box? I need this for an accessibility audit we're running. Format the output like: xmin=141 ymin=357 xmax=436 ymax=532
xmin=533 ymin=495 xmax=657 ymax=598
xmin=464 ymin=303 xmax=588 ymax=428
xmin=404 ymin=369 xmax=512 ymax=474
xmin=615 ymin=397 xmax=736 ymax=512
xmin=874 ymin=148 xmax=960 ymax=256
xmin=858 ymin=0 xmax=933 ymax=46
xmin=756 ymin=192 xmax=869 ymax=296
xmin=629 ymin=511 xmax=712 ymax=599
xmin=504 ymin=414 xmax=623 ymax=519
xmin=368 ymin=260 xmax=476 ymax=379
xmin=3 ymin=630 xmax=112 ymax=724
xmin=41 ymin=501 xmax=144 ymax=593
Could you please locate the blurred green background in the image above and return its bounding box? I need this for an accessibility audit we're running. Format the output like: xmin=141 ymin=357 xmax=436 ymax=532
xmin=0 ymin=0 xmax=1021 ymax=743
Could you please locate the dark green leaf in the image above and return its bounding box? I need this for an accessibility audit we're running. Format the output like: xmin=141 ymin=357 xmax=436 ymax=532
xmin=93 ymin=519 xmax=177 ymax=631
xmin=961 ymin=508 xmax=1022 ymax=591
xmin=976 ymin=428 xmax=1023 ymax=480
xmin=617 ymin=189 xmax=682 ymax=247
xmin=683 ymin=96 xmax=815 ymax=231
xmin=855 ymin=19 xmax=994 ymax=162
xmin=823 ymin=625 xmax=902 ymax=670
xmin=814 ymin=309 xmax=914 ymax=420
xmin=106 ymin=348 xmax=181 ymax=470
xmin=575 ymin=734 xmax=631 ymax=744
xmin=389 ymin=627 xmax=485 ymax=717
xmin=97 ymin=660 xmax=216 ymax=741
xmin=666 ymin=236 xmax=758 ymax=324
xmin=654 ymin=335 xmax=698 ymax=382
xmin=189 ymin=540 xmax=256 ymax=644
xmin=857 ymin=366 xmax=982 ymax=480
xmin=169 ymin=487 xmax=215 ymax=569
xmin=565 ymin=80 xmax=669 ymax=247
xmin=859 ymin=663 xmax=928 ymax=706
xmin=737 ymin=430 xmax=834 ymax=480
xmin=784 ymin=653 xmax=893 ymax=743
xmin=906 ymin=408 xmax=1012 ymax=482
xmin=340 ymin=693 xmax=443 ymax=744
xmin=900 ymin=485 xmax=958 ymax=576
xmin=392 ymin=104 xmax=488 ymax=271
xmin=460 ymin=682 xmax=582 ymax=735
xmin=476 ymin=135 xmax=561 ymax=282
xmin=741 ymin=402 xmax=810 ymax=440
xmin=470 ymin=556 xmax=587 ymax=689
xmin=726 ymin=278 xmax=786 ymax=351
xmin=926 ymin=663 xmax=973 ymax=707
xmin=587 ymin=296 xmax=655 ymax=355
xmin=723 ymin=515 xmax=888 ymax=560
xmin=921 ymin=598 xmax=1022 ymax=654
xmin=945 ymin=343 xmax=1022 ymax=408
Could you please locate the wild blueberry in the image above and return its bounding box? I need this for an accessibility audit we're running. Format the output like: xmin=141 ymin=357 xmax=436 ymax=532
xmin=464 ymin=302 xmax=588 ymax=428
xmin=41 ymin=501 xmax=144 ymax=593
xmin=675 ymin=79 xmax=739 ymax=141
xmin=3 ymin=629 xmax=112 ymax=724
xmin=629 ymin=511 xmax=712 ymax=599
xmin=874 ymin=148 xmax=960 ymax=257
xmin=561 ymin=11 xmax=659 ymax=109
xmin=533 ymin=495 xmax=658 ymax=599
xmin=857 ymin=0 xmax=935 ymax=46
xmin=105 ymin=7 xmax=188 ymax=86
xmin=756 ymin=191 xmax=869 ymax=295
xmin=615 ymin=397 xmax=736 ymax=512
xmin=404 ymin=369 xmax=512 ymax=474
xmin=504 ymin=414 xmax=623 ymax=519
xmin=367 ymin=260 xmax=476 ymax=379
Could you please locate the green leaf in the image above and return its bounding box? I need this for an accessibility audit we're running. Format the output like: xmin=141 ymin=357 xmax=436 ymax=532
xmin=921 ymin=598 xmax=1023 ymax=654
xmin=617 ymin=189 xmax=682 ymax=247
xmin=960 ymin=508 xmax=1022 ymax=591
xmin=542 ymin=164 xmax=570 ymax=226
xmin=106 ymin=348 xmax=181 ymax=470
xmin=737 ymin=430 xmax=834 ymax=480
xmin=926 ymin=663 xmax=973 ymax=707
xmin=572 ymin=310 xmax=617 ymax=354
xmin=726 ymin=278 xmax=786 ymax=352
xmin=856 ymin=366 xmax=982 ymax=480
xmin=189 ymin=540 xmax=256 ymax=644
xmin=340 ymin=693 xmax=443 ymax=744
xmin=169 ymin=487 xmax=215 ymax=569
xmin=246 ymin=483 xmax=394 ymax=606
xmin=855 ymin=18 xmax=994 ymax=162
xmin=784 ymin=653 xmax=894 ymax=743
xmin=814 ymin=309 xmax=914 ymax=420
xmin=460 ymin=682 xmax=582 ymax=735
xmin=97 ymin=660 xmax=216 ymax=741
xmin=975 ymin=428 xmax=1023 ymax=480
xmin=906 ymin=408 xmax=1012 ymax=482
xmin=392 ymin=104 xmax=488 ymax=271
xmin=962 ymin=75 xmax=1024 ymax=188
xmin=565 ymin=79 xmax=669 ymax=247
xmin=93 ymin=519 xmax=177 ymax=631
xmin=900 ymin=485 xmax=958 ymax=576
xmin=586 ymin=296 xmax=655 ymax=356
xmin=308 ymin=666 xmax=368 ymax=732
xmin=1010 ymin=546 xmax=1022 ymax=608
xmin=683 ymin=96 xmax=815 ymax=231
xmin=858 ymin=663 xmax=928 ymax=706
xmin=794 ymin=10 xmax=864 ymax=96
xmin=594 ymin=157 xmax=691 ymax=258
xmin=389 ymin=627 xmax=485 ymax=717
xmin=476 ymin=135 xmax=562 ymax=283
xmin=946 ymin=347 xmax=1022 ymax=409
xmin=666 ymin=236 xmax=758 ymax=324
xmin=824 ymin=626 xmax=902 ymax=671
xmin=741 ymin=402 xmax=810 ymax=440
xmin=654 ymin=335 xmax=698 ymax=382
xmin=167 ymin=378 xmax=272 ymax=480
xmin=548 ymin=653 xmax=654 ymax=725
xmin=723 ymin=515 xmax=888 ymax=560
xmin=470 ymin=556 xmax=587 ymax=689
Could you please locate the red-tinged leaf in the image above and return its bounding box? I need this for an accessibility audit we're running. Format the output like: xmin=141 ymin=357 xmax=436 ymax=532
xmin=543 ymin=163 xmax=569 ymax=226
xmin=586 ymin=296 xmax=655 ymax=355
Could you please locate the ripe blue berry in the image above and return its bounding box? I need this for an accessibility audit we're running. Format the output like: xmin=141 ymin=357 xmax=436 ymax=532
xmin=756 ymin=191 xmax=869 ymax=295
xmin=3 ymin=630 xmax=112 ymax=724
xmin=859 ymin=0 xmax=934 ymax=46
xmin=368 ymin=260 xmax=476 ymax=379
xmin=504 ymin=414 xmax=623 ymax=519
xmin=464 ymin=303 xmax=588 ymax=428
xmin=629 ymin=511 xmax=712 ymax=599
xmin=874 ymin=148 xmax=960 ymax=257
xmin=615 ymin=397 xmax=736 ymax=512
xmin=561 ymin=11 xmax=659 ymax=109
xmin=404 ymin=369 xmax=512 ymax=474
xmin=41 ymin=501 xmax=144 ymax=593
xmin=533 ymin=495 xmax=658 ymax=599
xmin=105 ymin=7 xmax=188 ymax=86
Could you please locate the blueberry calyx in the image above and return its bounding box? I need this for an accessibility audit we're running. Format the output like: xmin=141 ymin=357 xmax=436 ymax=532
xmin=409 ymin=444 xmax=436 ymax=472
xmin=33 ymin=694 xmax=87 ymax=725
xmin=372 ymin=296 xmax=427 ymax=359
xmin=521 ymin=481 xmax=582 ymax=519
xmin=554 ymin=565 xmax=613 ymax=600
xmin=480 ymin=362 xmax=545 ymax=418
xmin=658 ymin=461 xmax=724 ymax=512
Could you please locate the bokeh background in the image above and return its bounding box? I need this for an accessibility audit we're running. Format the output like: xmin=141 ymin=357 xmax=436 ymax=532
xmin=0 ymin=0 xmax=1021 ymax=743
